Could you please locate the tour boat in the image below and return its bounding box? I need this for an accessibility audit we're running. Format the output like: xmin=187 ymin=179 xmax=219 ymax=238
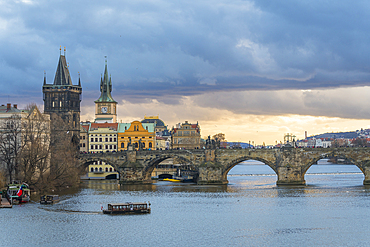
xmin=103 ymin=202 xmax=151 ymax=215
xmin=6 ymin=181 xmax=30 ymax=204
xmin=163 ymin=178 xmax=181 ymax=182
xmin=40 ymin=195 xmax=60 ymax=204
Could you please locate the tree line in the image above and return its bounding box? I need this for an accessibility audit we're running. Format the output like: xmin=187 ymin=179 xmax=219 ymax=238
xmin=0 ymin=105 xmax=83 ymax=192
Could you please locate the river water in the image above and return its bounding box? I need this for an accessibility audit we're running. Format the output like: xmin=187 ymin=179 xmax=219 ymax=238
xmin=2 ymin=160 xmax=370 ymax=247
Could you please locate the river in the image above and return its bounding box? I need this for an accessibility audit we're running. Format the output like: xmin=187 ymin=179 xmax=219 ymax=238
xmin=2 ymin=160 xmax=370 ymax=246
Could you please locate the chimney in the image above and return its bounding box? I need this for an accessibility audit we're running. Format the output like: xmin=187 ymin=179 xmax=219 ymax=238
xmin=7 ymin=103 xmax=11 ymax=110
xmin=13 ymin=104 xmax=17 ymax=109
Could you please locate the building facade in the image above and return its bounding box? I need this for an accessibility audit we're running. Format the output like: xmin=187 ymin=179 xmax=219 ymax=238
xmin=0 ymin=103 xmax=51 ymax=182
xmin=171 ymin=121 xmax=201 ymax=149
xmin=94 ymin=59 xmax=117 ymax=123
xmin=84 ymin=123 xmax=119 ymax=179
xmin=79 ymin=123 xmax=90 ymax=153
xmin=118 ymin=121 xmax=155 ymax=151
xmin=42 ymin=48 xmax=82 ymax=145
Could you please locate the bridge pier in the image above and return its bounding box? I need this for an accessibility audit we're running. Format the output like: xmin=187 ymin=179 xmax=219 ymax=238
xmin=276 ymin=166 xmax=306 ymax=186
xmin=362 ymin=166 xmax=370 ymax=185
xmin=197 ymin=164 xmax=228 ymax=185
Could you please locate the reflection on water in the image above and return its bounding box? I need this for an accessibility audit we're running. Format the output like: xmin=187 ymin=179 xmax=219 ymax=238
xmin=2 ymin=162 xmax=370 ymax=247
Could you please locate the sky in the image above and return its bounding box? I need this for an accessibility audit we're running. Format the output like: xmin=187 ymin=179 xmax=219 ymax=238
xmin=1 ymin=0 xmax=370 ymax=145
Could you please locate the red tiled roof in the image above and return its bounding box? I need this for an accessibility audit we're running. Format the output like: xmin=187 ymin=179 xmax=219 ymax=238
xmin=90 ymin=123 xmax=118 ymax=131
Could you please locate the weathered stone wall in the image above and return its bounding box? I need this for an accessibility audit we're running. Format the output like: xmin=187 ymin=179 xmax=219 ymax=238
xmin=80 ymin=147 xmax=370 ymax=186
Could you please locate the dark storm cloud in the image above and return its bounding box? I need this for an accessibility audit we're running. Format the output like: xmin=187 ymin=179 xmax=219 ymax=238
xmin=1 ymin=0 xmax=370 ymax=113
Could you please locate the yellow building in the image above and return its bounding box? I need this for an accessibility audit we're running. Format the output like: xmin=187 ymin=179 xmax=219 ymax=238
xmin=84 ymin=123 xmax=119 ymax=180
xmin=118 ymin=121 xmax=155 ymax=151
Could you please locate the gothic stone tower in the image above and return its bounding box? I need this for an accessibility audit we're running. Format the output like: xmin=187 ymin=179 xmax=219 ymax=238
xmin=94 ymin=58 xmax=117 ymax=123
xmin=43 ymin=48 xmax=82 ymax=145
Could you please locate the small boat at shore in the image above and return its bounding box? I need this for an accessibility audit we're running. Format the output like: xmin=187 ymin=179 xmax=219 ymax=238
xmin=6 ymin=181 xmax=30 ymax=204
xmin=103 ymin=202 xmax=151 ymax=215
xmin=40 ymin=195 xmax=60 ymax=204
xmin=163 ymin=178 xmax=181 ymax=182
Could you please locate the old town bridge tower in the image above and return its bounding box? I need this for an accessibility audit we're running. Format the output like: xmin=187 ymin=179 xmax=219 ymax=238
xmin=42 ymin=47 xmax=82 ymax=145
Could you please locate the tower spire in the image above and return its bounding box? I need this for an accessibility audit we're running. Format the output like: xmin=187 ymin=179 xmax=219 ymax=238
xmin=95 ymin=57 xmax=117 ymax=104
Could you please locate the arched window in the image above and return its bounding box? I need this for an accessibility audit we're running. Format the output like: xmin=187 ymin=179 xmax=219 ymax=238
xmin=95 ymin=167 xmax=98 ymax=172
xmin=105 ymin=167 xmax=108 ymax=172
xmin=91 ymin=167 xmax=94 ymax=172
xmin=149 ymin=142 xmax=152 ymax=148
xmin=109 ymin=167 xmax=112 ymax=172
xmin=99 ymin=167 xmax=103 ymax=172
xmin=121 ymin=143 xmax=124 ymax=148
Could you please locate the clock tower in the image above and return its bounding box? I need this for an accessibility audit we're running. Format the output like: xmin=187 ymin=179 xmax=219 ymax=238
xmin=94 ymin=58 xmax=117 ymax=123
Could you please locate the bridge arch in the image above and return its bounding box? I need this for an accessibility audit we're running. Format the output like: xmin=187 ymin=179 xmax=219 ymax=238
xmin=142 ymin=154 xmax=196 ymax=181
xmin=79 ymin=157 xmax=120 ymax=171
xmin=221 ymin=156 xmax=277 ymax=181
xmin=301 ymin=155 xmax=366 ymax=183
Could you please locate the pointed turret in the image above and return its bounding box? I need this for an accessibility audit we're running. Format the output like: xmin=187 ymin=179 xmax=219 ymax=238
xmin=78 ymin=72 xmax=81 ymax=87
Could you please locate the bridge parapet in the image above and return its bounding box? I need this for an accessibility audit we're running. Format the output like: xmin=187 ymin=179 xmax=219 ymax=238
xmin=79 ymin=147 xmax=370 ymax=185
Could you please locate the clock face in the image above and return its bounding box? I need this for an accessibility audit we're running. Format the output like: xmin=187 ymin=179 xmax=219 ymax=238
xmin=101 ymin=107 xmax=108 ymax=113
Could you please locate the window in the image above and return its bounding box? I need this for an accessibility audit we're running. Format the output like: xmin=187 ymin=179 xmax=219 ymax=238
xmin=135 ymin=143 xmax=138 ymax=148
xmin=105 ymin=145 xmax=108 ymax=149
xmin=99 ymin=138 xmax=102 ymax=142
xmin=83 ymin=143 xmax=85 ymax=147
xmin=142 ymin=143 xmax=145 ymax=148
xmin=110 ymin=138 xmax=112 ymax=142
xmin=105 ymin=168 xmax=108 ymax=172
xmin=125 ymin=126 xmax=127 ymax=130
xmin=91 ymin=138 xmax=93 ymax=142
xmin=95 ymin=138 xmax=98 ymax=142
xmin=121 ymin=143 xmax=124 ymax=148
xmin=105 ymin=138 xmax=108 ymax=142
xmin=99 ymin=167 xmax=103 ymax=172
xmin=91 ymin=167 xmax=94 ymax=172
xmin=109 ymin=168 xmax=112 ymax=172
xmin=114 ymin=138 xmax=116 ymax=142
xmin=149 ymin=143 xmax=152 ymax=148
xmin=110 ymin=145 xmax=112 ymax=149
xmin=95 ymin=168 xmax=98 ymax=172
xmin=100 ymin=145 xmax=102 ymax=149
xmin=83 ymin=136 xmax=85 ymax=140
xmin=91 ymin=145 xmax=94 ymax=149
xmin=114 ymin=145 xmax=116 ymax=149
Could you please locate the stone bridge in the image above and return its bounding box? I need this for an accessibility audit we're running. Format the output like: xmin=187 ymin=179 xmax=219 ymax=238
xmin=79 ymin=147 xmax=370 ymax=185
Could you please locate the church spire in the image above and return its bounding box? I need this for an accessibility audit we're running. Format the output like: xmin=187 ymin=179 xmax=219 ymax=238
xmin=95 ymin=57 xmax=117 ymax=103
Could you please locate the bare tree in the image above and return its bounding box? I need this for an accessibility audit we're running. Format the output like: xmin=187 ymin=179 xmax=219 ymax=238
xmin=46 ymin=113 xmax=83 ymax=191
xmin=18 ymin=105 xmax=51 ymax=188
xmin=0 ymin=114 xmax=23 ymax=183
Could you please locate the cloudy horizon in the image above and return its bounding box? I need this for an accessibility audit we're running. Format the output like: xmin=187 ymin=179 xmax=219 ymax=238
xmin=1 ymin=0 xmax=370 ymax=144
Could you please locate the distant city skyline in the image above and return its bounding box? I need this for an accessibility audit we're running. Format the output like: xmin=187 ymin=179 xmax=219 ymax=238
xmin=2 ymin=1 xmax=370 ymax=144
